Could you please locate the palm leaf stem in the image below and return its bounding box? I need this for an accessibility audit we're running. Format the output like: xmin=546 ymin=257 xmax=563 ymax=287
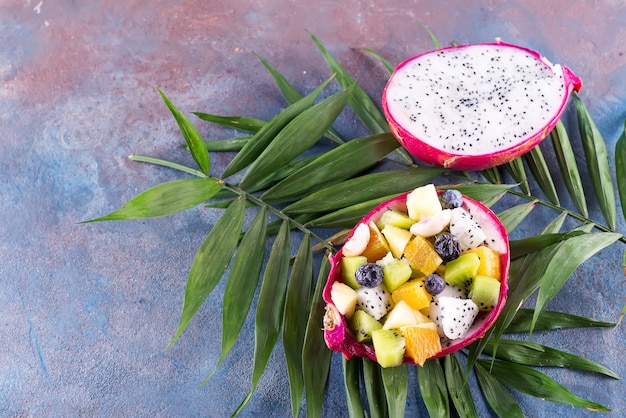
xmin=128 ymin=154 xmax=337 ymax=252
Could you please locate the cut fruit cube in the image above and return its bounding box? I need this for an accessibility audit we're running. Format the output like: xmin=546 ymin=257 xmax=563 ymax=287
xmin=443 ymin=252 xmax=480 ymax=289
xmin=380 ymin=256 xmax=412 ymax=292
xmin=342 ymin=223 xmax=370 ymax=257
xmin=361 ymin=222 xmax=391 ymax=262
xmin=372 ymin=329 xmax=406 ymax=368
xmin=341 ymin=255 xmax=368 ymax=289
xmin=402 ymin=323 xmax=442 ymax=366
xmin=348 ymin=310 xmax=382 ymax=343
xmin=376 ymin=209 xmax=415 ymax=230
xmin=383 ymin=300 xmax=419 ymax=330
xmin=468 ymin=274 xmax=501 ymax=311
xmin=403 ymin=236 xmax=443 ymax=277
xmin=392 ymin=279 xmax=432 ymax=311
xmin=381 ymin=224 xmax=413 ymax=259
xmin=406 ymin=184 xmax=442 ymax=221
xmin=464 ymin=246 xmax=501 ymax=280
xmin=330 ymin=282 xmax=358 ymax=318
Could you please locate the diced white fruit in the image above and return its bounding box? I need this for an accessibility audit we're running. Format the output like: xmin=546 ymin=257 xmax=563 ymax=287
xmin=330 ymin=282 xmax=358 ymax=318
xmin=410 ymin=209 xmax=452 ymax=237
xmin=428 ymin=296 xmax=479 ymax=340
xmin=406 ymin=184 xmax=442 ymax=221
xmin=449 ymin=207 xmax=487 ymax=251
xmin=381 ymin=224 xmax=413 ymax=259
xmin=383 ymin=300 xmax=418 ymax=329
xmin=342 ymin=223 xmax=370 ymax=257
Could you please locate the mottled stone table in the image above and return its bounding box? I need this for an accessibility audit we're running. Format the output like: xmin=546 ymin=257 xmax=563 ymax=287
xmin=1 ymin=1 xmax=625 ymax=416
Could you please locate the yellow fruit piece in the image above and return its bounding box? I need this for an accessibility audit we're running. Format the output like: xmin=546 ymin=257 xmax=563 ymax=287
xmin=402 ymin=323 xmax=442 ymax=366
xmin=464 ymin=246 xmax=501 ymax=280
xmin=392 ymin=279 xmax=432 ymax=311
xmin=403 ymin=235 xmax=443 ymax=277
xmin=361 ymin=222 xmax=390 ymax=262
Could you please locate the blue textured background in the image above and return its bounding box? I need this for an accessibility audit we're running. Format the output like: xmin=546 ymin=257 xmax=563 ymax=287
xmin=1 ymin=1 xmax=625 ymax=416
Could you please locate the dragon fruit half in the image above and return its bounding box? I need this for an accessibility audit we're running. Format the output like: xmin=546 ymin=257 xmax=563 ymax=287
xmin=382 ymin=40 xmax=582 ymax=170
xmin=323 ymin=188 xmax=509 ymax=366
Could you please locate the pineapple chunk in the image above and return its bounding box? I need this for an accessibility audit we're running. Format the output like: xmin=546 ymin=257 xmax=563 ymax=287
xmin=406 ymin=184 xmax=442 ymax=221
xmin=381 ymin=224 xmax=413 ymax=259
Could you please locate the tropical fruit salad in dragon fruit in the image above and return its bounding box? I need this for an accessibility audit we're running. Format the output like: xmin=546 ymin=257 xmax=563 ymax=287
xmin=323 ymin=184 xmax=510 ymax=367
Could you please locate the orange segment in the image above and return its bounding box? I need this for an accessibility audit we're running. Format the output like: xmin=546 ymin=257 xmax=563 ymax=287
xmin=392 ymin=279 xmax=431 ymax=311
xmin=403 ymin=235 xmax=443 ymax=277
xmin=361 ymin=222 xmax=390 ymax=262
xmin=402 ymin=324 xmax=442 ymax=366
xmin=464 ymin=245 xmax=501 ymax=280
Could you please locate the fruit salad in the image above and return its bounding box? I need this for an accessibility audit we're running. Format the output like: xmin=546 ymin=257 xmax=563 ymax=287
xmin=323 ymin=184 xmax=509 ymax=367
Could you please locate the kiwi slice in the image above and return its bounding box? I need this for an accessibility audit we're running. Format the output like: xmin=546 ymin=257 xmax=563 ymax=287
xmin=371 ymin=328 xmax=406 ymax=368
xmin=468 ymin=275 xmax=501 ymax=311
xmin=348 ymin=310 xmax=382 ymax=343
xmin=443 ymin=252 xmax=480 ymax=289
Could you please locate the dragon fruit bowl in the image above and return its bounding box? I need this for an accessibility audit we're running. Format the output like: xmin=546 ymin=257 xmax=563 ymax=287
xmin=323 ymin=186 xmax=510 ymax=367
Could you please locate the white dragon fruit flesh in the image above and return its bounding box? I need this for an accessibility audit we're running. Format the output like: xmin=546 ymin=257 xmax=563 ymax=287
xmin=322 ymin=189 xmax=509 ymax=365
xmin=427 ymin=296 xmax=480 ymax=340
xmin=382 ymin=40 xmax=582 ymax=170
xmin=449 ymin=207 xmax=487 ymax=252
xmin=355 ymin=285 xmax=392 ymax=320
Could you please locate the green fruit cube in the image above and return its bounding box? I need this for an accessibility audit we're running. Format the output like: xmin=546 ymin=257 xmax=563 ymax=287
xmin=372 ymin=329 xmax=406 ymax=368
xmin=376 ymin=209 xmax=415 ymax=230
xmin=381 ymin=257 xmax=412 ymax=292
xmin=468 ymin=275 xmax=501 ymax=311
xmin=341 ymin=255 xmax=368 ymax=289
xmin=348 ymin=310 xmax=382 ymax=343
xmin=444 ymin=252 xmax=480 ymax=289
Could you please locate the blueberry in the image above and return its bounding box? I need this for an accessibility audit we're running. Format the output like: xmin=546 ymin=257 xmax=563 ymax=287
xmin=424 ymin=273 xmax=446 ymax=295
xmin=355 ymin=263 xmax=384 ymax=288
xmin=434 ymin=233 xmax=461 ymax=262
xmin=440 ymin=189 xmax=463 ymax=209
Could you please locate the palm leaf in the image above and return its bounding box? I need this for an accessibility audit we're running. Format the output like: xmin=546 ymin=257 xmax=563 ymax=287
xmin=381 ymin=366 xmax=408 ymax=417
xmin=158 ymin=89 xmax=210 ymax=176
xmin=283 ymin=234 xmax=314 ymax=416
xmin=574 ymin=93 xmax=617 ymax=229
xmin=239 ymin=85 xmax=352 ymax=189
xmin=362 ymin=358 xmax=387 ymax=418
xmin=616 ymin=119 xmax=626 ymax=221
xmin=308 ymin=32 xmax=414 ymax=165
xmin=262 ymin=133 xmax=400 ymax=203
xmin=302 ymin=255 xmax=333 ymax=418
xmin=83 ymin=177 xmax=222 ymax=222
xmin=478 ymin=360 xmax=610 ymax=412
xmin=205 ymin=136 xmax=251 ymax=152
xmin=206 ymin=206 xmax=267 ymax=381
xmin=551 ymin=120 xmax=588 ymax=216
xmin=342 ymin=357 xmax=365 ymax=418
xmin=284 ymin=167 xmax=444 ymax=214
xmin=193 ymin=112 xmax=265 ymax=134
xmin=234 ymin=219 xmax=291 ymax=415
xmin=474 ymin=362 xmax=524 ymax=418
xmin=504 ymin=157 xmax=531 ymax=195
xmin=417 ymin=359 xmax=450 ymax=418
xmin=169 ymin=197 xmax=246 ymax=346
xmin=504 ymin=308 xmax=615 ymax=333
xmin=255 ymin=53 xmax=345 ymax=145
xmin=523 ymin=145 xmax=560 ymax=205
xmin=482 ymin=339 xmax=619 ymax=378
xmin=496 ymin=200 xmax=537 ymax=233
xmin=531 ymin=231 xmax=621 ymax=333
xmin=444 ymin=354 xmax=477 ymax=418
xmin=223 ymin=75 xmax=334 ymax=179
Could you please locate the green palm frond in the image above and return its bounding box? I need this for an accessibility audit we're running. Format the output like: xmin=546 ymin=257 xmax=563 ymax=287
xmin=84 ymin=30 xmax=625 ymax=417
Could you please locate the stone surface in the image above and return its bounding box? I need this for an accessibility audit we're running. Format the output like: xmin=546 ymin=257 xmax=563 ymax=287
xmin=1 ymin=1 xmax=625 ymax=416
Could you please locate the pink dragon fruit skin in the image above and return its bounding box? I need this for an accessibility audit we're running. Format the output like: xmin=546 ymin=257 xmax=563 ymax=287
xmin=381 ymin=40 xmax=582 ymax=171
xmin=322 ymin=190 xmax=510 ymax=364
